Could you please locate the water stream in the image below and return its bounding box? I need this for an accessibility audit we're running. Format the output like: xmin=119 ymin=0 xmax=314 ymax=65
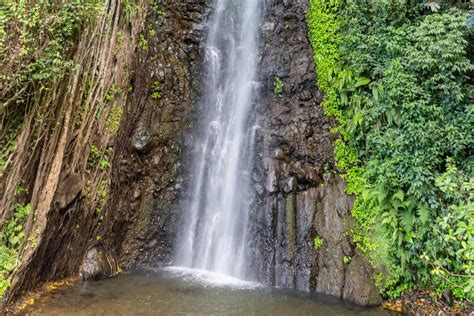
xmin=176 ymin=0 xmax=261 ymax=278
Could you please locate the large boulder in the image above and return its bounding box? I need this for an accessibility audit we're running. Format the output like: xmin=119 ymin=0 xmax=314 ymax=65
xmin=343 ymin=252 xmax=383 ymax=306
xmin=54 ymin=174 xmax=83 ymax=210
xmin=79 ymin=247 xmax=119 ymax=281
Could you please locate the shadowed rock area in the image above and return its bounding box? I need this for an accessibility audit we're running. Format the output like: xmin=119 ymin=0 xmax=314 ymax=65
xmin=107 ymin=0 xmax=207 ymax=268
xmin=246 ymin=0 xmax=382 ymax=306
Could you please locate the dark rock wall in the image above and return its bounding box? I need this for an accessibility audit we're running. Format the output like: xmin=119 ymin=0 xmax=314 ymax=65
xmin=108 ymin=0 xmax=207 ymax=268
xmin=247 ymin=0 xmax=382 ymax=306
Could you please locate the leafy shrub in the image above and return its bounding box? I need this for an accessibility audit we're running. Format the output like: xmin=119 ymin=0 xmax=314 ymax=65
xmin=1 ymin=0 xmax=103 ymax=112
xmin=150 ymin=81 xmax=161 ymax=100
xmin=0 ymin=202 xmax=31 ymax=296
xmin=307 ymin=0 xmax=473 ymax=300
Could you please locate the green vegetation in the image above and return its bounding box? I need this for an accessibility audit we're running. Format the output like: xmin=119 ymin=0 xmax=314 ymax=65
xmin=0 ymin=137 xmax=16 ymax=175
xmin=313 ymin=235 xmax=324 ymax=250
xmin=0 ymin=0 xmax=115 ymax=297
xmin=87 ymin=145 xmax=111 ymax=171
xmin=343 ymin=256 xmax=352 ymax=265
xmin=274 ymin=76 xmax=283 ymax=96
xmin=96 ymin=180 xmax=108 ymax=214
xmin=1 ymin=0 xmax=102 ymax=113
xmin=138 ymin=34 xmax=148 ymax=51
xmin=105 ymin=106 xmax=123 ymax=133
xmin=150 ymin=1 xmax=165 ymax=17
xmin=123 ymin=0 xmax=140 ymax=25
xmin=151 ymin=81 xmax=161 ymax=100
xmin=105 ymin=84 xmax=121 ymax=102
xmin=308 ymin=0 xmax=473 ymax=301
xmin=0 ymin=201 xmax=31 ymax=296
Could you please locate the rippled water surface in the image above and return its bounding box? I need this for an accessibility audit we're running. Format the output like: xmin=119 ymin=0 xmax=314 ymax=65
xmin=26 ymin=268 xmax=396 ymax=316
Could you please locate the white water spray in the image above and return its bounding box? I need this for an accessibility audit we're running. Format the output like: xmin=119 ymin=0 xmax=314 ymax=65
xmin=176 ymin=0 xmax=261 ymax=279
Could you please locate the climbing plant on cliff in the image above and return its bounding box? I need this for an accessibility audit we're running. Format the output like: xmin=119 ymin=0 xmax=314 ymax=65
xmin=0 ymin=0 xmax=146 ymax=302
xmin=0 ymin=0 xmax=103 ymax=298
xmin=308 ymin=0 xmax=473 ymax=301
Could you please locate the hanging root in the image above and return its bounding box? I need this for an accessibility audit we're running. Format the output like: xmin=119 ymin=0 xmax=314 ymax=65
xmin=0 ymin=0 xmax=147 ymax=306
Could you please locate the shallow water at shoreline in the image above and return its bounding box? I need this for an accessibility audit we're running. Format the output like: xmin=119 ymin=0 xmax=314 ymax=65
xmin=24 ymin=268 xmax=396 ymax=315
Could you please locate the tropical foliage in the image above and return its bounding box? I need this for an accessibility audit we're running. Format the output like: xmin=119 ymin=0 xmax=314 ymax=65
xmin=308 ymin=0 xmax=473 ymax=300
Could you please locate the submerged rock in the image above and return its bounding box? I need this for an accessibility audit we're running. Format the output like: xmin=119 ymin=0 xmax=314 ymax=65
xmin=79 ymin=248 xmax=118 ymax=281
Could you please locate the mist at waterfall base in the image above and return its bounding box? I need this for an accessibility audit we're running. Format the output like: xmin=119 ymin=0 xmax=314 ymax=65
xmin=175 ymin=0 xmax=260 ymax=279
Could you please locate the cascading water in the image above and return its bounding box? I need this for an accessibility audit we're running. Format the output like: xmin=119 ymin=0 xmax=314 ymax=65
xmin=176 ymin=0 xmax=261 ymax=279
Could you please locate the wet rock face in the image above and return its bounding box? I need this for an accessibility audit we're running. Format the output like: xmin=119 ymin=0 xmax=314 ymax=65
xmin=79 ymin=248 xmax=118 ymax=281
xmin=343 ymin=252 xmax=383 ymax=306
xmin=110 ymin=1 xmax=207 ymax=268
xmin=248 ymin=0 xmax=382 ymax=306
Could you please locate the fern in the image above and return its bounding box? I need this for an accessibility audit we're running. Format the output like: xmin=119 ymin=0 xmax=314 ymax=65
xmin=399 ymin=211 xmax=415 ymax=233
xmin=392 ymin=190 xmax=404 ymax=202
xmin=417 ymin=206 xmax=432 ymax=224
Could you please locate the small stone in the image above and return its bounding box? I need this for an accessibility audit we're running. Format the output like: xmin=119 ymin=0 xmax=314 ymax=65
xmin=401 ymin=301 xmax=416 ymax=315
xmin=274 ymin=147 xmax=290 ymax=162
xmin=299 ymin=90 xmax=311 ymax=101
xmin=255 ymin=183 xmax=265 ymax=196
xmin=315 ymin=90 xmax=325 ymax=104
xmin=252 ymin=170 xmax=263 ymax=182
xmin=289 ymin=162 xmax=306 ymax=181
xmin=133 ymin=188 xmax=141 ymax=200
xmin=152 ymin=155 xmax=161 ymax=166
xmin=132 ymin=129 xmax=153 ymax=152
xmin=261 ymin=22 xmax=275 ymax=31
xmin=440 ymin=289 xmax=454 ymax=307
xmin=79 ymin=248 xmax=118 ymax=281
xmin=280 ymin=177 xmax=297 ymax=194
xmin=147 ymin=239 xmax=158 ymax=249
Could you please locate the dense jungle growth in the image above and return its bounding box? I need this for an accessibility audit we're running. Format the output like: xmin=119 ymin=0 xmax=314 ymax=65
xmin=0 ymin=0 xmax=146 ymax=304
xmin=308 ymin=0 xmax=473 ymax=301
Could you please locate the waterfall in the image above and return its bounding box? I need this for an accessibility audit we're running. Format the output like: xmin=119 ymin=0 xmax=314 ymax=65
xmin=176 ymin=0 xmax=261 ymax=279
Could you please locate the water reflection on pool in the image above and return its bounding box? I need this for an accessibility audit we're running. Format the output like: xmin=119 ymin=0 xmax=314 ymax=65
xmin=26 ymin=268 xmax=396 ymax=315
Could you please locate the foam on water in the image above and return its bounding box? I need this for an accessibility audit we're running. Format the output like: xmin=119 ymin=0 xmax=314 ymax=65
xmin=162 ymin=267 xmax=262 ymax=289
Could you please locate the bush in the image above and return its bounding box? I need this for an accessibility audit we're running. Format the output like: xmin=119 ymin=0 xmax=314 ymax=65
xmin=0 ymin=202 xmax=31 ymax=296
xmin=307 ymin=0 xmax=473 ymax=300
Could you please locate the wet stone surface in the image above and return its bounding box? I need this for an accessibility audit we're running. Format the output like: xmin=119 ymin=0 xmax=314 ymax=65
xmin=247 ymin=0 xmax=382 ymax=306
